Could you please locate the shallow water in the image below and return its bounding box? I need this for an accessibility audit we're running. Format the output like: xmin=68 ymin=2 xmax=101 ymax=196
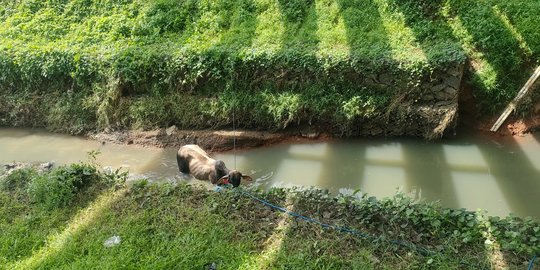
xmin=1 ymin=128 xmax=539 ymax=219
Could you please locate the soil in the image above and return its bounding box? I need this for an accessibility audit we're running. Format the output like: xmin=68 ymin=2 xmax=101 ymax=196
xmin=88 ymin=126 xmax=331 ymax=152
xmin=458 ymin=81 xmax=540 ymax=138
xmin=86 ymin=81 xmax=540 ymax=150
xmin=87 ymin=113 xmax=540 ymax=152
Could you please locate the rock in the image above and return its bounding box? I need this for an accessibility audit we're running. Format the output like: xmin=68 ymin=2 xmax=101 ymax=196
xmin=369 ymin=127 xmax=383 ymax=136
xmin=322 ymin=211 xmax=332 ymax=219
xmin=365 ymin=77 xmax=377 ymax=86
xmin=435 ymin=91 xmax=447 ymax=101
xmin=103 ymin=166 xmax=114 ymax=174
xmin=378 ymin=73 xmax=394 ymax=85
xmin=301 ymin=131 xmax=320 ymax=139
xmin=447 ymin=65 xmax=462 ymax=77
xmin=422 ymin=94 xmax=434 ymax=101
xmin=38 ymin=162 xmax=54 ymax=172
xmin=204 ymin=262 xmax=217 ymax=270
xmin=444 ymin=87 xmax=458 ymax=97
xmin=432 ymin=83 xmax=446 ymax=92
xmin=444 ymin=76 xmax=461 ymax=88
xmin=166 ymin=125 xmax=178 ymax=136
xmin=104 ymin=235 xmax=121 ymax=247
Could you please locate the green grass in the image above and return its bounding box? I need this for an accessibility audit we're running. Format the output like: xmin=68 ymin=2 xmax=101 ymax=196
xmin=0 ymin=0 xmax=539 ymax=134
xmin=388 ymin=0 xmax=540 ymax=113
xmin=0 ymin=0 xmax=459 ymax=135
xmin=1 ymin=165 xmax=539 ymax=269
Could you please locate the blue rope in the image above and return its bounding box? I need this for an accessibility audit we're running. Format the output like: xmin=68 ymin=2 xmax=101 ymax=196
xmin=235 ymin=189 xmax=433 ymax=256
xmin=529 ymin=255 xmax=537 ymax=270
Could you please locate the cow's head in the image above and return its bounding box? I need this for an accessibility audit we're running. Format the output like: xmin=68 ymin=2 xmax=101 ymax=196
xmin=218 ymin=170 xmax=252 ymax=187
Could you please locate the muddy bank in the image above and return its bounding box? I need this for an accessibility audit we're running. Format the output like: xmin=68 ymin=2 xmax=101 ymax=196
xmin=86 ymin=113 xmax=540 ymax=151
xmin=88 ymin=126 xmax=327 ymax=152
xmin=1 ymin=161 xmax=54 ymax=178
xmin=457 ymin=78 xmax=540 ymax=138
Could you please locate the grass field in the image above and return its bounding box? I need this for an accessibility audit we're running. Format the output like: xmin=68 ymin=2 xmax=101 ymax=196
xmin=1 ymin=163 xmax=539 ymax=269
xmin=1 ymin=0 xmax=538 ymax=134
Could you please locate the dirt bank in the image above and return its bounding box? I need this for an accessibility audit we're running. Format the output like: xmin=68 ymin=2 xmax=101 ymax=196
xmin=88 ymin=126 xmax=329 ymax=152
xmin=85 ymin=79 xmax=540 ymax=151
xmin=458 ymin=81 xmax=540 ymax=138
xmin=86 ymin=115 xmax=540 ymax=152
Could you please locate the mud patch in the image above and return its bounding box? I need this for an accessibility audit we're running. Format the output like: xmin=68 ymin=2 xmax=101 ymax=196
xmin=88 ymin=127 xmax=327 ymax=151
xmin=1 ymin=161 xmax=54 ymax=178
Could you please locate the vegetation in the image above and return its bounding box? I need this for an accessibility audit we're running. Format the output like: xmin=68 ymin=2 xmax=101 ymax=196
xmin=1 ymin=164 xmax=539 ymax=269
xmin=0 ymin=0 xmax=539 ymax=134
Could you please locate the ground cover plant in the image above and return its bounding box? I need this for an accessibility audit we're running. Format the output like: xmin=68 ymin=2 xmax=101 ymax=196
xmin=7 ymin=0 xmax=539 ymax=134
xmin=1 ymin=164 xmax=539 ymax=269
xmin=1 ymin=0 xmax=537 ymax=135
xmin=0 ymin=0 xmax=451 ymax=134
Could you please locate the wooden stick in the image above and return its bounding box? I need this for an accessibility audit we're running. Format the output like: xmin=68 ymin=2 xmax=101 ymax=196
xmin=490 ymin=66 xmax=540 ymax=132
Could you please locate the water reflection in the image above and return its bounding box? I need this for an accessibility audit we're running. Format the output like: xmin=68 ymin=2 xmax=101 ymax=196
xmin=1 ymin=128 xmax=539 ymax=219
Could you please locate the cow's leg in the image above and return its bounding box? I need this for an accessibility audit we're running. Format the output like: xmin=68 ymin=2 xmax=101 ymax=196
xmin=177 ymin=154 xmax=190 ymax=174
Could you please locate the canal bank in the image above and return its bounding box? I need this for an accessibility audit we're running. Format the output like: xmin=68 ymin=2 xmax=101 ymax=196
xmin=2 ymin=127 xmax=540 ymax=219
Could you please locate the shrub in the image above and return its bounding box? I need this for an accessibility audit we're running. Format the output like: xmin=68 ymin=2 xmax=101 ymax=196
xmin=0 ymin=168 xmax=36 ymax=191
xmin=27 ymin=163 xmax=99 ymax=209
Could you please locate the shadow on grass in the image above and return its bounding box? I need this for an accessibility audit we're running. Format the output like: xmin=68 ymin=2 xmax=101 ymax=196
xmin=337 ymin=0 xmax=392 ymax=58
xmin=6 ymin=188 xmax=127 ymax=270
xmin=490 ymin=1 xmax=540 ymax=59
xmin=0 ymin=181 xmax=115 ymax=269
xmin=214 ymin=0 xmax=258 ymax=51
xmin=8 ymin=179 xmax=536 ymax=269
xmin=7 ymin=185 xmax=281 ymax=269
xmin=250 ymin=189 xmax=493 ymax=269
xmin=444 ymin=0 xmax=535 ymax=109
xmin=277 ymin=0 xmax=319 ymax=53
xmin=386 ymin=0 xmax=537 ymax=111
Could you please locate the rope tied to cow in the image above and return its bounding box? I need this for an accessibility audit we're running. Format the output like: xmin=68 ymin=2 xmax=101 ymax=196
xmin=215 ymin=186 xmax=433 ymax=256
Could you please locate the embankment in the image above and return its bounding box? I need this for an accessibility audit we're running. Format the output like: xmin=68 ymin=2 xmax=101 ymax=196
xmin=1 ymin=163 xmax=539 ymax=269
xmin=0 ymin=0 xmax=539 ymax=139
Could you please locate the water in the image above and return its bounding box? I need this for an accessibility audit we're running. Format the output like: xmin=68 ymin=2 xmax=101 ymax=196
xmin=1 ymin=128 xmax=539 ymax=219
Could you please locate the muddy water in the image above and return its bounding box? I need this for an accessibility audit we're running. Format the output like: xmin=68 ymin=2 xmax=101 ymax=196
xmin=1 ymin=128 xmax=539 ymax=219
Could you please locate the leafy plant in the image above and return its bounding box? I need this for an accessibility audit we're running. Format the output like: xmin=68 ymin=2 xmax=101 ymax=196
xmin=27 ymin=163 xmax=99 ymax=209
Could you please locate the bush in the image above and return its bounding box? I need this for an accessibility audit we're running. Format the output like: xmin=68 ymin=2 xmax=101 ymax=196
xmin=27 ymin=163 xmax=99 ymax=209
xmin=0 ymin=0 xmax=465 ymax=135
xmin=0 ymin=168 xmax=36 ymax=191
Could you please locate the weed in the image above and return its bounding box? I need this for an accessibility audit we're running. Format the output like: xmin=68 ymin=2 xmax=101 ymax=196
xmin=27 ymin=163 xmax=99 ymax=209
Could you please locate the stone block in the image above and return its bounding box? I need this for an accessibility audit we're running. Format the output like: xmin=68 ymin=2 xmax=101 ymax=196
xmin=444 ymin=76 xmax=461 ymax=88
xmin=444 ymin=87 xmax=458 ymax=97
xmin=378 ymin=73 xmax=394 ymax=85
xmin=432 ymin=83 xmax=446 ymax=92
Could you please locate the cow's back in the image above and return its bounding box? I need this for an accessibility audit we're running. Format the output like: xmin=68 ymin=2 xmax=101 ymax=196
xmin=177 ymin=145 xmax=216 ymax=181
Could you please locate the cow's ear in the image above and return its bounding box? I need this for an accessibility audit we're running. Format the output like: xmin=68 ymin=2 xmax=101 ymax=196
xmin=217 ymin=175 xmax=229 ymax=185
xmin=241 ymin=175 xmax=253 ymax=181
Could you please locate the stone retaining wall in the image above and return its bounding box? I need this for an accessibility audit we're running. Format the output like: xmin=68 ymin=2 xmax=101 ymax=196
xmin=347 ymin=61 xmax=464 ymax=139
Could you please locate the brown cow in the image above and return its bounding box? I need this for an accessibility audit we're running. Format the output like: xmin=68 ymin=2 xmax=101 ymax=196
xmin=176 ymin=144 xmax=252 ymax=187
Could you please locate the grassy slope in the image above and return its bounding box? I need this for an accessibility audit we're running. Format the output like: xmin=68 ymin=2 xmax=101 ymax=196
xmin=1 ymin=165 xmax=540 ymax=269
xmin=0 ymin=0 xmax=539 ymax=133
xmin=0 ymin=0 xmax=461 ymax=134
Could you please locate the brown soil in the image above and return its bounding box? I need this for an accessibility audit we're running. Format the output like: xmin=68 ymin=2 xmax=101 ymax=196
xmin=88 ymin=126 xmax=331 ymax=152
xmin=88 ymin=114 xmax=540 ymax=152
xmin=458 ymin=81 xmax=540 ymax=138
xmin=87 ymin=81 xmax=540 ymax=151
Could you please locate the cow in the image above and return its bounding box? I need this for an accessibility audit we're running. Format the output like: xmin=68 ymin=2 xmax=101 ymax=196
xmin=176 ymin=144 xmax=252 ymax=187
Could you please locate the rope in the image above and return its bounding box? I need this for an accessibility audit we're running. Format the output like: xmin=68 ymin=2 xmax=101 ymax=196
xmin=232 ymin=104 xmax=236 ymax=170
xmin=235 ymin=188 xmax=433 ymax=256
xmin=529 ymin=255 xmax=537 ymax=270
xmin=212 ymin=186 xmax=501 ymax=269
